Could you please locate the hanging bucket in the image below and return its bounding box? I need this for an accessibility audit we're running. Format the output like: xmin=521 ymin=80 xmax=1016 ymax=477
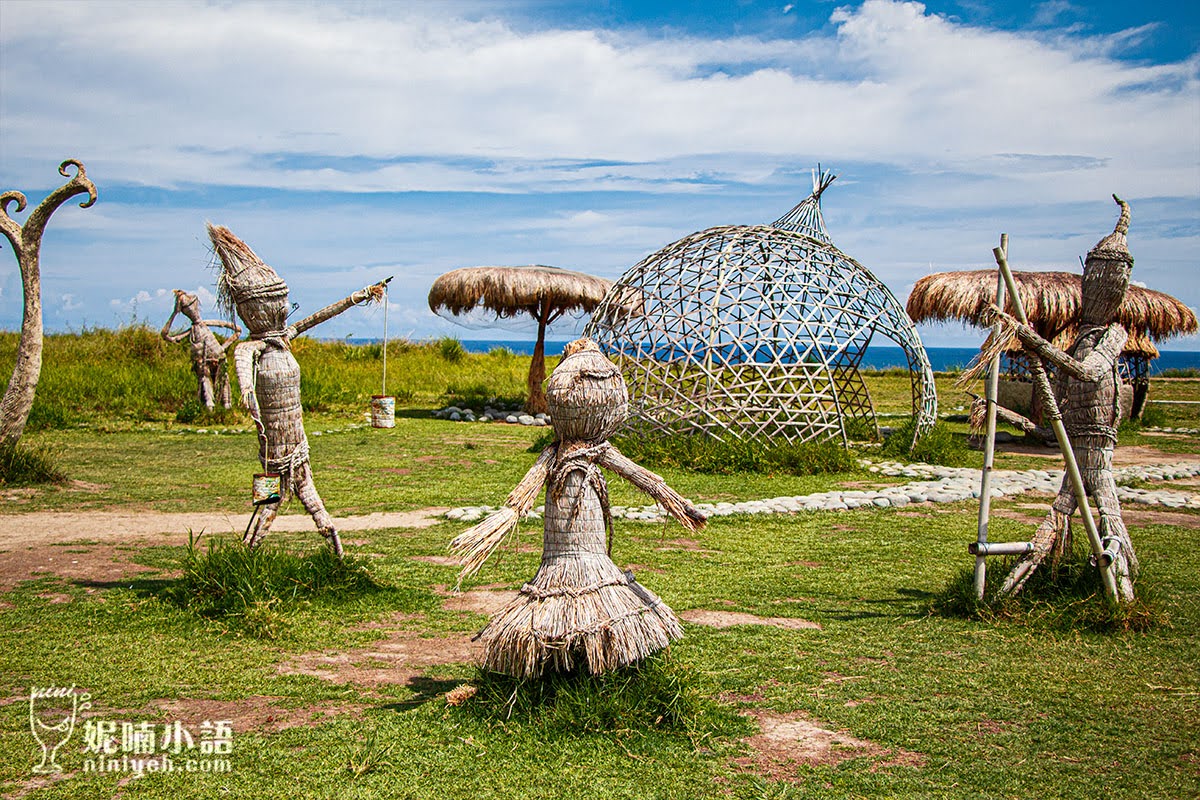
xmin=252 ymin=473 xmax=281 ymax=505
xmin=371 ymin=395 xmax=395 ymax=428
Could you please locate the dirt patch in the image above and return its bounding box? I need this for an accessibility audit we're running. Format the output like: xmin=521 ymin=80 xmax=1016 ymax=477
xmin=411 ymin=554 xmax=461 ymax=567
xmin=734 ymin=708 xmax=925 ymax=780
xmin=436 ymin=584 xmax=514 ymax=614
xmin=652 ymin=537 xmax=716 ymax=553
xmin=785 ymin=560 xmax=821 ymax=569
xmin=680 ymin=609 xmax=821 ymax=631
xmin=277 ymin=629 xmax=478 ymax=687
xmin=150 ymin=696 xmax=368 ymax=734
xmin=0 ymin=543 xmax=165 ymax=592
xmin=0 ymin=508 xmax=448 ymax=547
xmin=1120 ymin=507 xmax=1200 ymax=530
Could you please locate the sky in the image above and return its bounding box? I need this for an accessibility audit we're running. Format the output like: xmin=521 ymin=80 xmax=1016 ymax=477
xmin=1 ymin=0 xmax=1197 ymax=351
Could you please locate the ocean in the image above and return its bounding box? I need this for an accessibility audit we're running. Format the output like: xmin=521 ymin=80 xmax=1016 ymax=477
xmin=432 ymin=340 xmax=1200 ymax=375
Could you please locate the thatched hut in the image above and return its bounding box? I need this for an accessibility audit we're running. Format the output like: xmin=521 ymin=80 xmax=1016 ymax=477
xmin=907 ymin=270 xmax=1197 ymax=420
xmin=428 ymin=265 xmax=612 ymax=414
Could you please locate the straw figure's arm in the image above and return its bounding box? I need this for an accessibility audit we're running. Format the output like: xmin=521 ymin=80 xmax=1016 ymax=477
xmin=597 ymin=444 xmax=707 ymax=533
xmin=206 ymin=319 xmax=242 ymax=352
xmin=1013 ymin=322 xmax=1127 ymax=383
xmin=160 ymin=308 xmax=191 ymax=343
xmin=287 ymin=278 xmax=392 ymax=338
xmin=233 ymin=340 xmax=267 ymax=419
xmin=968 ymin=393 xmax=1053 ymax=443
xmin=450 ymin=443 xmax=558 ymax=584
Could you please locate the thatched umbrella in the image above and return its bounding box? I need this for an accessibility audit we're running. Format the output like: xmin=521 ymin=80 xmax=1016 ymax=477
xmin=428 ymin=265 xmax=613 ymax=414
xmin=908 ymin=270 xmax=1197 ymax=420
xmin=907 ymin=270 xmax=1196 ymax=341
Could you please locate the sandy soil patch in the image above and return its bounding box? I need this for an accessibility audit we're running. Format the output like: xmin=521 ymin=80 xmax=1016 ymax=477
xmin=680 ymin=609 xmax=821 ymax=631
xmin=277 ymin=629 xmax=478 ymax=687
xmin=435 ymin=583 xmax=515 ymax=614
xmin=0 ymin=543 xmax=165 ymax=592
xmin=734 ymin=708 xmax=925 ymax=779
xmin=0 ymin=508 xmax=447 ymax=547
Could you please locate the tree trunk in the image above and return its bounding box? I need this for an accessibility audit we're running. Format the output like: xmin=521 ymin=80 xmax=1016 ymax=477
xmin=525 ymin=305 xmax=549 ymax=415
xmin=0 ymin=161 xmax=97 ymax=445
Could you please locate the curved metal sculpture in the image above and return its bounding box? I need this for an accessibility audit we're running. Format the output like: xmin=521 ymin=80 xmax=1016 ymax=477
xmin=0 ymin=160 xmax=97 ymax=445
xmin=585 ymin=170 xmax=937 ymax=447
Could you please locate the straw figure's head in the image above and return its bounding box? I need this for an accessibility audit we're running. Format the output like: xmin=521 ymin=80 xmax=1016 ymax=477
xmin=207 ymin=223 xmax=290 ymax=336
xmin=1080 ymin=195 xmax=1133 ymax=327
xmin=545 ymin=338 xmax=628 ymax=442
xmin=172 ymin=289 xmax=204 ymax=324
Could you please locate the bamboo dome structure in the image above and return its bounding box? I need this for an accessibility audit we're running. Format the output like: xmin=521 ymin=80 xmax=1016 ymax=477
xmin=584 ymin=170 xmax=938 ymax=447
xmin=907 ymin=270 xmax=1197 ymax=419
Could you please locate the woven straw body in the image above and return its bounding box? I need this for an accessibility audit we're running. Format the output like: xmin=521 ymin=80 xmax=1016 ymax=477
xmin=255 ymin=345 xmax=308 ymax=488
xmin=470 ymin=339 xmax=687 ymax=677
xmin=476 ymin=457 xmax=683 ymax=677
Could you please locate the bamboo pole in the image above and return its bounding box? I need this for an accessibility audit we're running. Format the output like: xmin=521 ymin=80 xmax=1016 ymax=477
xmin=381 ymin=283 xmax=388 ymax=396
xmin=973 ymin=235 xmax=1007 ymax=600
xmin=992 ymin=247 xmax=1120 ymax=603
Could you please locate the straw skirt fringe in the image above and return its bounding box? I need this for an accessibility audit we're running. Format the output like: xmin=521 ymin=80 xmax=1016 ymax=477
xmin=474 ymin=467 xmax=683 ymax=678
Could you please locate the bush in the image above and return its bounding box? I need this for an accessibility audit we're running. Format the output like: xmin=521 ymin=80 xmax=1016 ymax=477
xmin=612 ymin=431 xmax=860 ymax=476
xmin=437 ymin=336 xmax=466 ymax=363
xmin=0 ymin=439 xmax=68 ymax=485
xmin=881 ymin=419 xmax=970 ymax=466
xmin=173 ymin=533 xmax=380 ymax=638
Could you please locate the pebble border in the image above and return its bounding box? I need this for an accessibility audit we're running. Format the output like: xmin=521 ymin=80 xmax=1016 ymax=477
xmin=444 ymin=459 xmax=1200 ymax=523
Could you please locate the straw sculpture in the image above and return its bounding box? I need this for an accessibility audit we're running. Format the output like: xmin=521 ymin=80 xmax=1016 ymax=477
xmin=160 ymin=290 xmax=240 ymax=410
xmin=584 ymin=168 xmax=937 ymax=450
xmin=428 ymin=266 xmax=612 ymax=414
xmin=981 ymin=197 xmax=1141 ymax=600
xmin=0 ymin=159 xmax=97 ymax=446
xmin=208 ymin=223 xmax=388 ymax=557
xmin=450 ymin=338 xmax=707 ymax=678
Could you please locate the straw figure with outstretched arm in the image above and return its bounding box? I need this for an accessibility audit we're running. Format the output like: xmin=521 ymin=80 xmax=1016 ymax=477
xmin=208 ymin=223 xmax=388 ymax=558
xmin=161 ymin=289 xmax=241 ymax=410
xmin=451 ymin=338 xmax=707 ymax=678
xmin=983 ymin=196 xmax=1139 ymax=600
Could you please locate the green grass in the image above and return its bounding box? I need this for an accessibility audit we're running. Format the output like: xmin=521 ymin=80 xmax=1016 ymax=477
xmin=0 ymin=439 xmax=68 ymax=485
xmin=2 ymin=328 xmax=1198 ymax=798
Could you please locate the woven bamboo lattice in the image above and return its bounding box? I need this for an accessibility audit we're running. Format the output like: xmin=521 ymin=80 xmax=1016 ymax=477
xmin=584 ymin=170 xmax=937 ymax=447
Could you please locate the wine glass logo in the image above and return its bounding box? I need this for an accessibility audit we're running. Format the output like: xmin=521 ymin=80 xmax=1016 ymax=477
xmin=29 ymin=685 xmax=91 ymax=773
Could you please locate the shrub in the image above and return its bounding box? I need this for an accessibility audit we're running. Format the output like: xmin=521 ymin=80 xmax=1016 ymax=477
xmin=437 ymin=336 xmax=466 ymax=363
xmin=612 ymin=431 xmax=859 ymax=476
xmin=881 ymin=419 xmax=970 ymax=466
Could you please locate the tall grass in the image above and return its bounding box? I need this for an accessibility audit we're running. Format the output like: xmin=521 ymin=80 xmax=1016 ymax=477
xmin=0 ymin=439 xmax=68 ymax=485
xmin=0 ymin=328 xmax=537 ymax=425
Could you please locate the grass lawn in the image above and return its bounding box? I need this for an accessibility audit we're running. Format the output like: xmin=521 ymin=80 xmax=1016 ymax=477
xmin=1 ymin=330 xmax=1198 ymax=798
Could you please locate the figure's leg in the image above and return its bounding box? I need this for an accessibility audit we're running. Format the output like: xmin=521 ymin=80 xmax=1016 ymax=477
xmin=293 ymin=461 xmax=343 ymax=557
xmin=244 ymin=501 xmax=279 ymax=549
xmin=1000 ymin=478 xmax=1076 ymax=596
xmin=199 ymin=372 xmax=216 ymax=410
xmin=1085 ymin=444 xmax=1137 ymax=599
xmin=216 ymin=364 xmax=232 ymax=409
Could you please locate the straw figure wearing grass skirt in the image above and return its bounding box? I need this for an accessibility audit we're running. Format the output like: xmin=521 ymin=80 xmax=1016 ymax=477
xmin=161 ymin=289 xmax=241 ymax=410
xmin=983 ymin=197 xmax=1139 ymax=599
xmin=208 ymin=223 xmax=388 ymax=558
xmin=451 ymin=338 xmax=707 ymax=678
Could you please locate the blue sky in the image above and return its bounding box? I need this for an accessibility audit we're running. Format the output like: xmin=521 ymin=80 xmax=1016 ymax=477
xmin=1 ymin=0 xmax=1197 ymax=349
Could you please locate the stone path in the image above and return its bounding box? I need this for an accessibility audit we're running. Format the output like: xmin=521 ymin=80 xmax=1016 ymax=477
xmin=443 ymin=460 xmax=1200 ymax=524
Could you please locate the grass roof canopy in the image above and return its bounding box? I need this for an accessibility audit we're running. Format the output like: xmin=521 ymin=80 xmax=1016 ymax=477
xmin=428 ymin=265 xmax=613 ymax=414
xmin=906 ymin=270 xmax=1198 ymax=342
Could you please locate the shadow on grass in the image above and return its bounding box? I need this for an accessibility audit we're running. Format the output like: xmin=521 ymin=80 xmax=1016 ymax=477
xmin=818 ymin=586 xmax=937 ymax=621
xmin=381 ymin=676 xmax=465 ymax=711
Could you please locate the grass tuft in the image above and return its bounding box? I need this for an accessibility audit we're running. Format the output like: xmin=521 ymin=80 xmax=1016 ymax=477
xmin=0 ymin=438 xmax=68 ymax=485
xmin=455 ymin=651 xmax=743 ymax=743
xmin=930 ymin=541 xmax=1164 ymax=632
xmin=171 ymin=532 xmax=381 ymax=638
